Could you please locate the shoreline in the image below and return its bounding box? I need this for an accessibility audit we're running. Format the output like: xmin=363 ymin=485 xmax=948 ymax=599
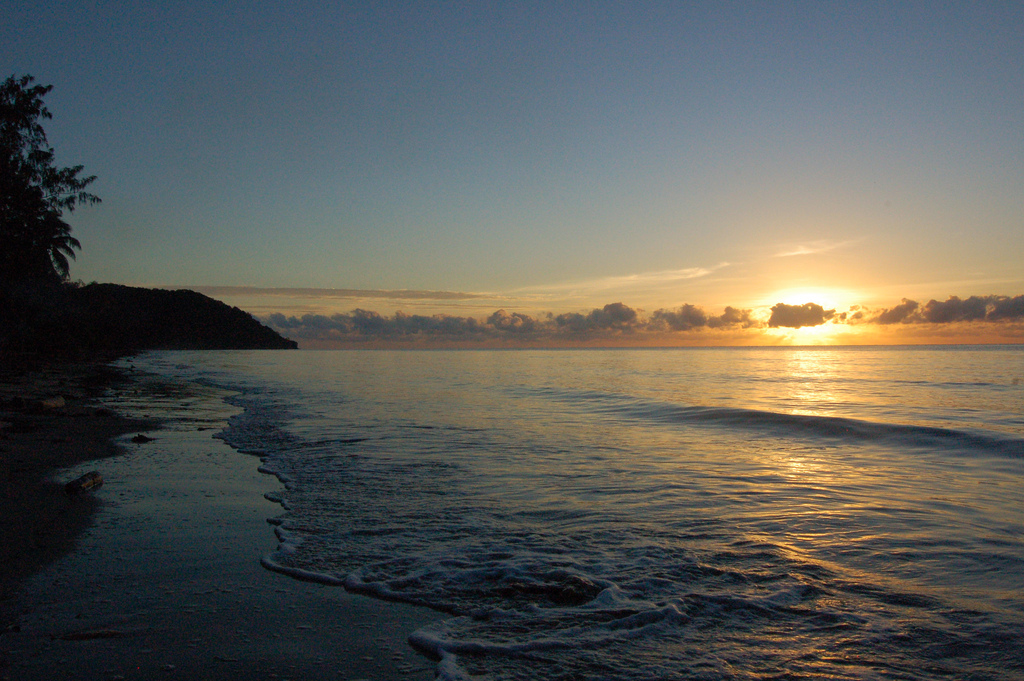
xmin=0 ymin=359 xmax=442 ymax=680
xmin=0 ymin=362 xmax=151 ymax=628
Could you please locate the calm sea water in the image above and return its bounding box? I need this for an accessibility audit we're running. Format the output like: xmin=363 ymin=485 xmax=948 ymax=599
xmin=124 ymin=347 xmax=1024 ymax=680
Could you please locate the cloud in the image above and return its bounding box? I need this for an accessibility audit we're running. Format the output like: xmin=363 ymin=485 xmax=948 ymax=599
xmin=261 ymin=293 xmax=1024 ymax=347
xmin=866 ymin=295 xmax=1024 ymax=325
xmin=708 ymin=306 xmax=759 ymax=329
xmin=513 ymin=263 xmax=730 ymax=298
xmin=767 ymin=302 xmax=836 ymax=328
xmin=650 ymin=304 xmax=759 ymax=331
xmin=267 ymin=309 xmax=486 ymax=339
xmin=266 ymin=302 xmax=650 ymax=345
xmin=921 ymin=292 xmax=991 ymax=323
xmin=650 ymin=304 xmax=707 ymax=331
xmin=988 ymin=295 xmax=1024 ymax=320
xmin=487 ymin=309 xmax=541 ymax=334
xmin=774 ymin=240 xmax=857 ymax=258
xmin=588 ymin=266 xmax=724 ymax=288
xmin=555 ymin=302 xmax=641 ymax=334
xmin=393 ymin=311 xmax=485 ymax=335
xmin=176 ymin=286 xmax=488 ymax=301
xmin=873 ymin=298 xmax=919 ymax=324
xmin=922 ymin=295 xmax=994 ymax=323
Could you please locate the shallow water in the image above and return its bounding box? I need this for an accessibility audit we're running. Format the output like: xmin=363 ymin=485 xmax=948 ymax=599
xmin=5 ymin=372 xmax=437 ymax=680
xmin=127 ymin=346 xmax=1024 ymax=680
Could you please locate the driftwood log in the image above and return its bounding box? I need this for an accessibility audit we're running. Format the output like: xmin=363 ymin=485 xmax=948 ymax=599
xmin=64 ymin=471 xmax=103 ymax=495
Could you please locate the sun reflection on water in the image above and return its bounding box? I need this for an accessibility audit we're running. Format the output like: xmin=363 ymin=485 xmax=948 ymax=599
xmin=775 ymin=349 xmax=847 ymax=418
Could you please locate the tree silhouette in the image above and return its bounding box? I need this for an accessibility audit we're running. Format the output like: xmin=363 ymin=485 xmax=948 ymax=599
xmin=1 ymin=74 xmax=99 ymax=282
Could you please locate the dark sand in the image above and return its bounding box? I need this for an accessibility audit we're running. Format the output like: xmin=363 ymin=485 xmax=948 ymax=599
xmin=0 ymin=363 xmax=148 ymax=617
xmin=0 ymin=363 xmax=442 ymax=680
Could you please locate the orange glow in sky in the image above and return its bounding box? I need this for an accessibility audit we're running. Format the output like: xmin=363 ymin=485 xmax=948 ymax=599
xmin=5 ymin=3 xmax=1022 ymax=347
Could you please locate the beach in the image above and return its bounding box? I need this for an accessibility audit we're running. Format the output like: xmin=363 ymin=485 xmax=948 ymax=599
xmin=0 ymin=362 xmax=441 ymax=680
xmin=0 ymin=363 xmax=145 ymax=615
xmin=4 ymin=347 xmax=1022 ymax=680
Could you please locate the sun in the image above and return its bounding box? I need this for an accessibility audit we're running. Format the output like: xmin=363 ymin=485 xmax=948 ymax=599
xmin=765 ymin=287 xmax=858 ymax=311
xmin=776 ymin=321 xmax=841 ymax=345
xmin=758 ymin=286 xmax=865 ymax=345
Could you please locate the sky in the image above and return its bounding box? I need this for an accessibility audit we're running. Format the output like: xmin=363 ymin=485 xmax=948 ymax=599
xmin=4 ymin=1 xmax=1023 ymax=346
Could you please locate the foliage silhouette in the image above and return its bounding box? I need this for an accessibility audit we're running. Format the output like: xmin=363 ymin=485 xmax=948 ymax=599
xmin=0 ymin=76 xmax=296 ymax=364
xmin=1 ymin=74 xmax=99 ymax=283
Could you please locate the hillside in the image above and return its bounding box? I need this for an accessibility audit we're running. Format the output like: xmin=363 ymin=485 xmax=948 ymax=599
xmin=1 ymin=282 xmax=296 ymax=364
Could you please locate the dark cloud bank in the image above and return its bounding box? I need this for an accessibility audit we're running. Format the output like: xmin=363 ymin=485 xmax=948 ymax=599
xmin=863 ymin=295 xmax=1024 ymax=325
xmin=263 ymin=295 xmax=1024 ymax=347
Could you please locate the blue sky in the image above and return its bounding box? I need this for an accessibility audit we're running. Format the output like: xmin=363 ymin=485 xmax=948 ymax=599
xmin=4 ymin=1 xmax=1023 ymax=343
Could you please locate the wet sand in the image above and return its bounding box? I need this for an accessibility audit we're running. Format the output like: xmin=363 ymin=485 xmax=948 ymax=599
xmin=0 ymin=363 xmax=442 ymax=680
xmin=0 ymin=363 xmax=147 ymax=619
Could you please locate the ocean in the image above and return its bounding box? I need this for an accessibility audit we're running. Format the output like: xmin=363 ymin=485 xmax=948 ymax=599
xmin=118 ymin=346 xmax=1024 ymax=680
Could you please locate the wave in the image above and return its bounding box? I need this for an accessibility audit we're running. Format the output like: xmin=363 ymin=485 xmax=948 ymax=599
xmin=527 ymin=387 xmax=1024 ymax=458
